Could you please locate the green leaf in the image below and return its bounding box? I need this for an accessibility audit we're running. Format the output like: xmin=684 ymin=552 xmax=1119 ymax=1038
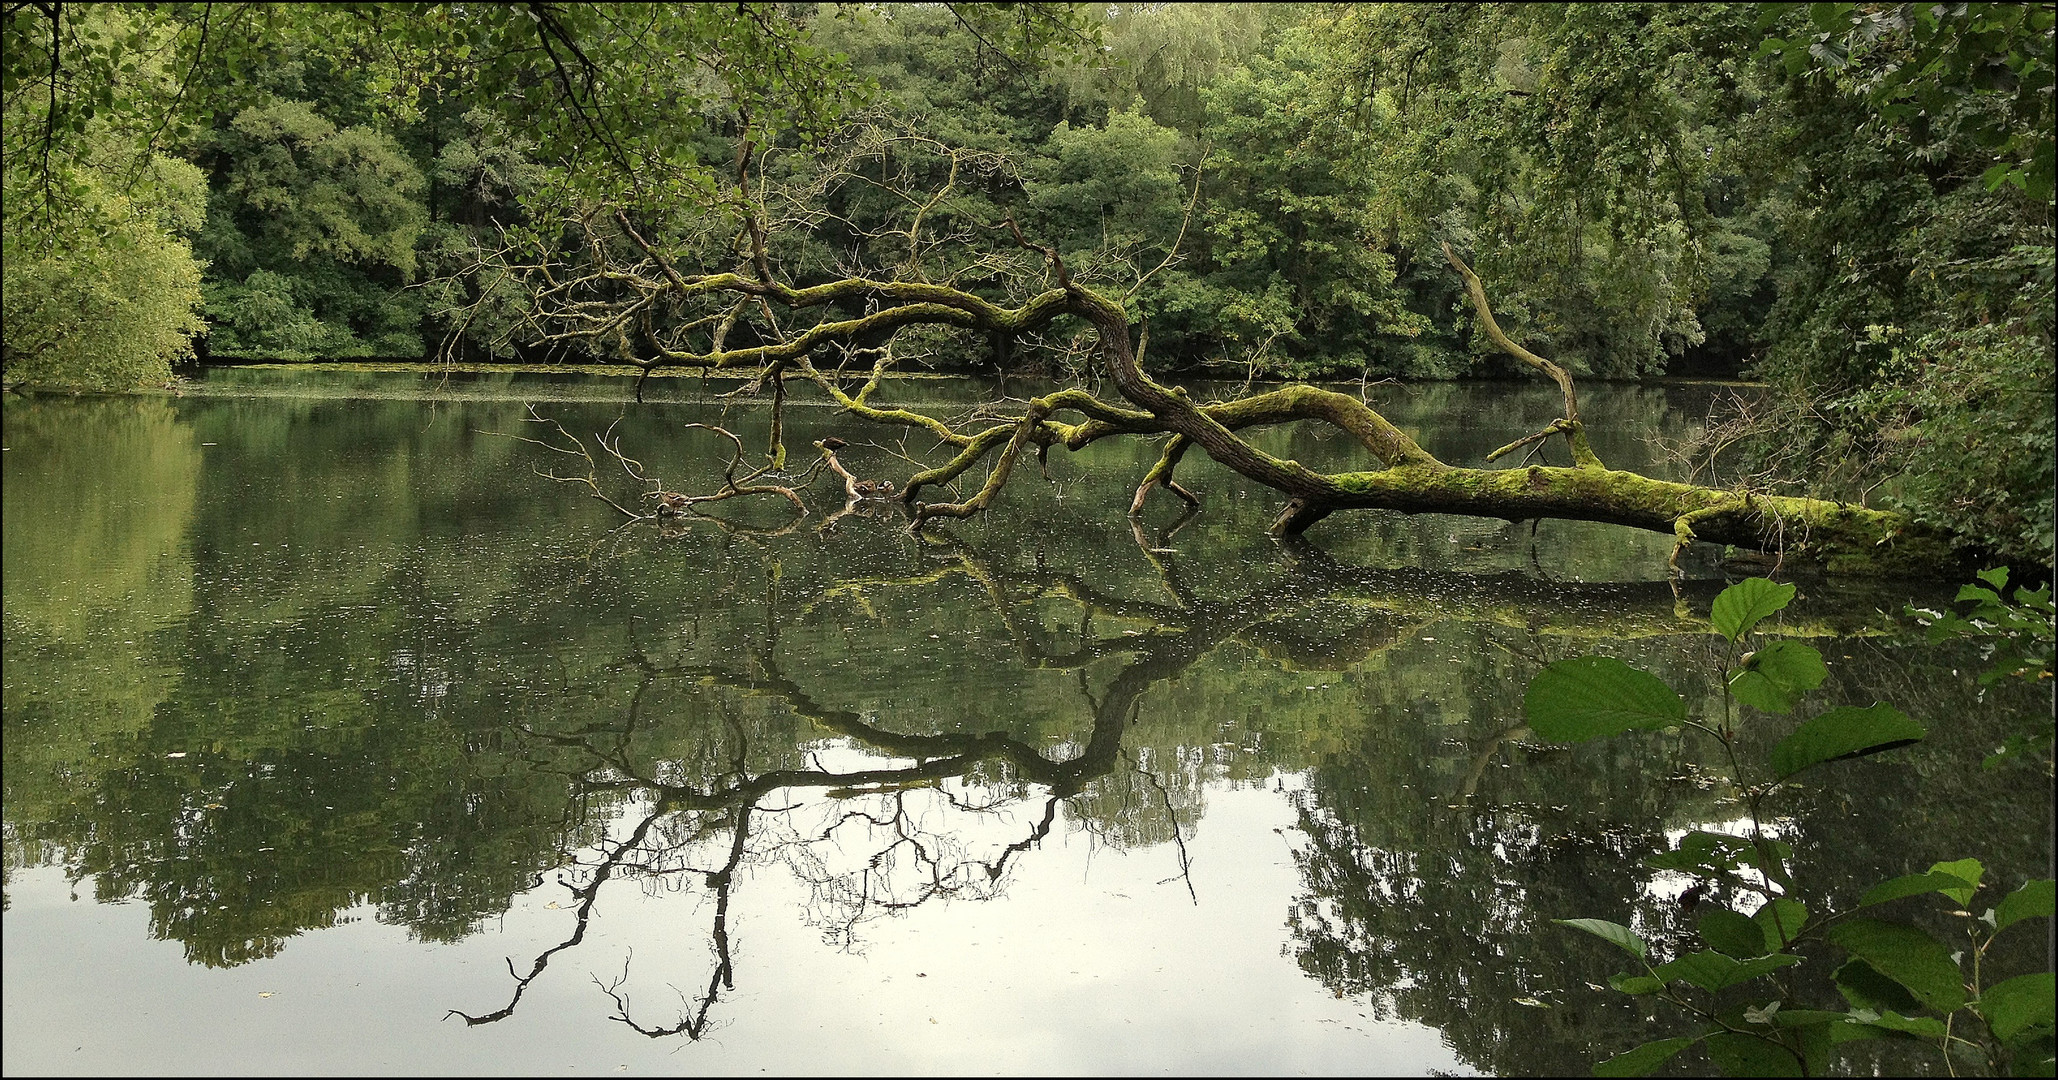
xmin=1928 ymin=859 xmax=1984 ymax=906
xmin=1644 ymin=833 xmax=1794 ymax=888
xmin=1727 ymin=641 xmax=1829 ymax=714
xmin=1729 ymin=670 xmax=1795 ymax=714
xmin=1808 ymin=2 xmax=1855 ymax=34
xmin=1702 ymin=908 xmax=1770 ymax=957
xmin=1868 ymin=1009 xmax=1950 ymax=1037
xmin=1827 ymin=1018 xmax=1886 ymax=1046
xmin=1827 ymin=918 xmax=1967 ymax=1012
xmin=1729 ymin=954 xmax=1805 ymax=983
xmin=1525 ymin=657 xmax=1686 ymax=742
xmin=1711 ymin=578 xmax=1797 ymax=641
xmin=1656 ymin=950 xmax=1801 ymax=992
xmin=1977 ymin=972 xmax=2055 ymax=1042
xmin=1594 ymin=1036 xmax=1698 ymax=1077
xmin=1736 ymin=839 xmax=1798 ymax=889
xmin=1650 ymin=830 xmax=1746 ymax=873
xmin=1861 ymin=871 xmax=1981 ymax=909
xmin=1755 ymin=898 xmax=1809 ymax=952
xmin=1769 ymin=704 xmax=1926 ymax=778
xmin=1705 ymin=1030 xmax=1805 ymax=1076
xmin=1728 ymin=1004 xmax=1836 ymax=1074
xmin=1609 ymin=972 xmax=1666 ymax=995
xmin=1645 ymin=848 xmax=1718 ymax=874
xmin=1956 ymin=583 xmax=2002 ymax=604
xmin=1556 ymin=918 xmax=1648 ymax=959
xmin=1835 ymin=958 xmax=1925 ymax=1015
xmin=1995 ymin=879 xmax=2055 ymax=933
xmin=1842 ymin=1009 xmax=1949 ymax=1039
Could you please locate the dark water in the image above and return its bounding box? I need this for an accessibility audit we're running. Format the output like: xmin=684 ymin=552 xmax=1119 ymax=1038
xmin=3 ymin=369 xmax=2049 ymax=1075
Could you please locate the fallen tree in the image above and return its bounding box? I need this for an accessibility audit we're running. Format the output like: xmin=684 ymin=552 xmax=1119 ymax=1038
xmin=463 ymin=127 xmax=1959 ymax=577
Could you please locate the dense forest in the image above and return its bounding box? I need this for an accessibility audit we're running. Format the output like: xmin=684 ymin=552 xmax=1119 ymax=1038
xmin=3 ymin=2 xmax=2052 ymax=567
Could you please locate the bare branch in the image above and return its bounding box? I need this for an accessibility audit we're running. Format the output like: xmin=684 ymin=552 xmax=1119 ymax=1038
xmin=1441 ymin=242 xmax=1603 ymax=469
xmin=1128 ymin=152 xmax=1208 ymax=302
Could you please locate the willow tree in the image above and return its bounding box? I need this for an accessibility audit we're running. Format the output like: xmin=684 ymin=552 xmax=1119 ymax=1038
xmin=462 ymin=124 xmax=1956 ymax=579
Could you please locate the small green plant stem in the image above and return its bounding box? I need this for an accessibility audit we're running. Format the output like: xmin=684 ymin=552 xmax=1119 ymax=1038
xmin=1701 ymin=669 xmax=1790 ymax=902
xmin=1644 ymin=968 xmax=1812 ymax=1074
xmin=1960 ymin=921 xmax=2001 ymax=1074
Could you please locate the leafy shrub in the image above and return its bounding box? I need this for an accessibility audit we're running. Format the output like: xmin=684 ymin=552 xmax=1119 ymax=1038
xmin=1529 ymin=577 xmax=2055 ymax=1076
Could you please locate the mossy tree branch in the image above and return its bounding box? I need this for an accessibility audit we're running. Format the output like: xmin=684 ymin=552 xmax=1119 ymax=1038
xmin=463 ymin=129 xmax=1963 ymax=577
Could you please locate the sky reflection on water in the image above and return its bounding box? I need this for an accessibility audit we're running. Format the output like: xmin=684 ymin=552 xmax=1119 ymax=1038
xmin=6 ymin=781 xmax=1471 ymax=1075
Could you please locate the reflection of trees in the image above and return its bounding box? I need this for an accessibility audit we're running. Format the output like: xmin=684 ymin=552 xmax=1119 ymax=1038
xmin=1278 ymin=615 xmax=2056 ymax=1078
xmin=1288 ymin=794 xmax=1682 ymax=1076
xmin=1 ymin=396 xmax=624 ymax=958
xmin=436 ymin=533 xmax=1915 ymax=1041
xmin=0 ymin=425 xmax=1908 ymax=977
xmin=15 ymin=387 xmax=2003 ymax=1063
xmin=445 ymin=540 xmax=1334 ymax=1035
xmin=2 ymin=398 xmax=200 ymax=888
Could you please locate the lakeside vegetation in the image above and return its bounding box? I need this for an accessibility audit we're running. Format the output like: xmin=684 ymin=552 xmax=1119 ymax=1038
xmin=4 ymin=3 xmax=2050 ymax=568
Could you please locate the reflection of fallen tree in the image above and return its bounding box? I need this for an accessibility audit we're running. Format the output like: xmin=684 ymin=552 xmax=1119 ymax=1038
xmin=446 ymin=537 xmax=1915 ymax=1039
xmin=444 ymin=799 xmax=718 ymax=1032
xmin=445 ymin=671 xmax=1100 ymax=1037
xmin=443 ymin=536 xmax=1356 ymax=1037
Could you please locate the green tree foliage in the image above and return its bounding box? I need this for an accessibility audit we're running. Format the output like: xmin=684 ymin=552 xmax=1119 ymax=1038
xmin=1312 ymin=4 xmax=1772 ymax=378
xmin=1027 ymin=110 xmax=1192 ymax=331
xmin=1 ymin=178 xmax=207 ymax=389
xmin=211 ymin=101 xmax=424 ymax=272
xmin=1908 ymin=566 xmax=2057 ymax=768
xmin=196 ymin=98 xmax=428 ymax=359
xmin=2 ymin=5 xmax=207 ymax=390
xmin=1190 ymin=27 xmax=1428 ymax=376
xmin=1738 ymin=2 xmax=2056 ymax=567
xmin=5 ymin=2 xmax=2049 ymax=565
xmin=411 ymin=107 xmax=550 ymax=360
xmin=1 ymin=2 xmax=911 ymax=375
xmin=1056 ymin=1 xmax=1281 ymax=132
xmin=817 ymin=4 xmax=1081 ymax=152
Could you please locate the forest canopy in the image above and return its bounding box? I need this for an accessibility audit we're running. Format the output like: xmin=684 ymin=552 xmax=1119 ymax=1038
xmin=2 ymin=2 xmax=2052 ymax=568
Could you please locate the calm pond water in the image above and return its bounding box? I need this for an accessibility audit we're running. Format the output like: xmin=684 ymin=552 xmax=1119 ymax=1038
xmin=3 ymin=368 xmax=2050 ymax=1075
